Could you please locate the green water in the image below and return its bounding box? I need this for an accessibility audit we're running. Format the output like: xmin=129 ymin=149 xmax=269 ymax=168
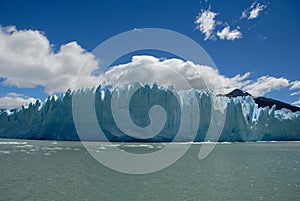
xmin=0 ymin=139 xmax=299 ymax=201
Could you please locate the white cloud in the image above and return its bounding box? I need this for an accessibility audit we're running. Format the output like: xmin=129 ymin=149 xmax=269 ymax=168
xmin=217 ymin=26 xmax=242 ymax=41
xmin=99 ymin=56 xmax=291 ymax=98
xmin=290 ymin=81 xmax=300 ymax=90
xmin=100 ymin=55 xmax=249 ymax=94
xmin=0 ymin=25 xmax=100 ymax=95
xmin=241 ymin=11 xmax=248 ymax=19
xmin=258 ymin=34 xmax=267 ymax=41
xmin=0 ymin=25 xmax=294 ymax=105
xmin=291 ymin=91 xmax=300 ymax=96
xmin=242 ymin=2 xmax=267 ymax=20
xmin=290 ymin=81 xmax=300 ymax=99
xmin=293 ymin=100 xmax=300 ymax=106
xmin=195 ymin=9 xmax=243 ymax=41
xmin=196 ymin=2 xmax=268 ymax=41
xmin=0 ymin=93 xmax=37 ymax=109
xmin=243 ymin=76 xmax=290 ymax=97
xmin=249 ymin=3 xmax=266 ymax=19
xmin=195 ymin=9 xmax=217 ymax=40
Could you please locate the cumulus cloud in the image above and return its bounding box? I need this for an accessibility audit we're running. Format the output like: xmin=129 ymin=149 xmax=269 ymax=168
xmin=243 ymin=76 xmax=290 ymax=97
xmin=99 ymin=55 xmax=292 ymax=97
xmin=0 ymin=25 xmax=297 ymax=108
xmin=249 ymin=3 xmax=266 ymax=19
xmin=196 ymin=2 xmax=268 ymax=41
xmin=242 ymin=2 xmax=267 ymax=20
xmin=195 ymin=9 xmax=217 ymax=40
xmin=195 ymin=9 xmax=243 ymax=41
xmin=0 ymin=25 xmax=99 ymax=95
xmin=99 ymin=56 xmax=242 ymax=94
xmin=0 ymin=93 xmax=37 ymax=109
xmin=217 ymin=26 xmax=242 ymax=41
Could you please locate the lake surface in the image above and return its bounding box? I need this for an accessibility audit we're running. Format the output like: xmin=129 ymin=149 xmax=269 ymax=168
xmin=0 ymin=139 xmax=299 ymax=201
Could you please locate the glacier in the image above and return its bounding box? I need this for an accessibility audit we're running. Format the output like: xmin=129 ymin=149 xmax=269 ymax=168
xmin=0 ymin=84 xmax=299 ymax=142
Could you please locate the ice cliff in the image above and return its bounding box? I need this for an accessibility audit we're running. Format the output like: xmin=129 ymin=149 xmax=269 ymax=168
xmin=0 ymin=84 xmax=299 ymax=141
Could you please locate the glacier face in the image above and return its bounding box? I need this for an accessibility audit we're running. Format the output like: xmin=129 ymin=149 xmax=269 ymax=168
xmin=220 ymin=96 xmax=300 ymax=141
xmin=0 ymin=84 xmax=299 ymax=141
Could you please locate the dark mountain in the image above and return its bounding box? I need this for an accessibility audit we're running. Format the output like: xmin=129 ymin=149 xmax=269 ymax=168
xmin=225 ymin=89 xmax=252 ymax=98
xmin=223 ymin=89 xmax=300 ymax=112
xmin=254 ymin=97 xmax=300 ymax=112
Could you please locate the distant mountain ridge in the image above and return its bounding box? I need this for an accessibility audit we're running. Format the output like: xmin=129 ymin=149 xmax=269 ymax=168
xmin=221 ymin=89 xmax=300 ymax=112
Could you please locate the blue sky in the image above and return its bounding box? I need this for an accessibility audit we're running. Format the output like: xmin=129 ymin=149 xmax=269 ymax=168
xmin=0 ymin=0 xmax=300 ymax=108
